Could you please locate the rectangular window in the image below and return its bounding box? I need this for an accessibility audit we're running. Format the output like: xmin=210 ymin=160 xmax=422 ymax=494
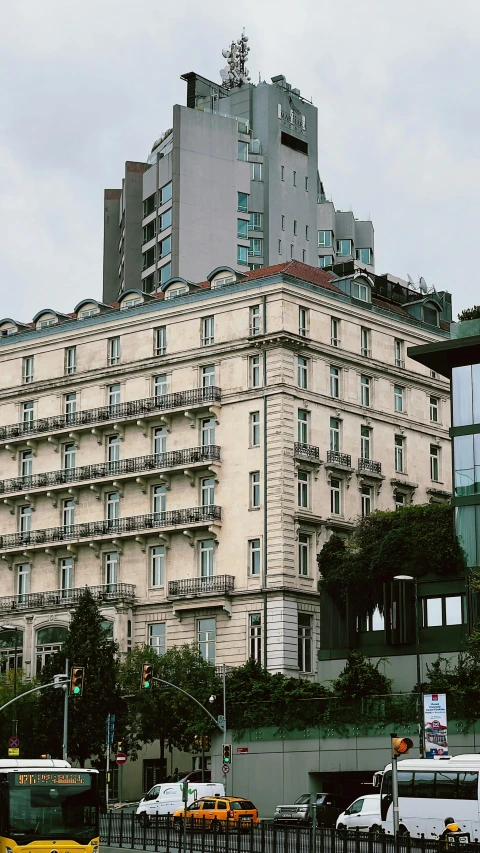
xmin=423 ymin=596 xmax=464 ymax=628
xmin=202 ymin=316 xmax=215 ymax=346
xmin=298 ymin=409 xmax=308 ymax=444
xmin=250 ymin=305 xmax=261 ymax=336
xmin=336 ymin=239 xmax=352 ymax=257
xmin=395 ymin=492 xmax=405 ymax=509
xmin=251 ymin=163 xmax=262 ymax=182
xmin=159 ymin=261 xmax=171 ymax=285
xmin=318 ymin=255 xmax=334 ymax=268
xmin=63 ymin=442 xmax=76 ymax=471
xmin=143 ymin=246 xmax=155 ymax=271
xmin=149 ymin=623 xmax=166 ymax=655
xmin=318 ymin=231 xmax=333 ymax=248
xmin=305 ymin=225 xmax=309 ymax=241
xmin=155 ymin=326 xmax=166 ymax=356
xmin=251 ymin=411 xmax=260 ymax=447
xmin=395 ymin=435 xmax=405 ymax=473
xmin=198 ymin=617 xmax=215 ymax=663
xmin=290 ymin=244 xmax=294 ymax=259
xmin=201 ymin=417 xmax=215 ymax=447
xmin=361 ymin=328 xmax=370 ymax=357
xmin=302 ymin=249 xmax=306 ymax=263
xmin=250 ymin=471 xmax=261 ymax=508
xmin=154 ymin=374 xmax=167 ymax=397
xmin=361 ymin=485 xmax=372 ymax=517
xmin=237 ymin=245 xmax=248 ymax=266
xmin=143 ymin=219 xmax=156 ymax=243
xmin=199 ymin=540 xmax=214 ymax=578
xmin=281 ymin=165 xmax=284 ymax=181
xmin=250 ymin=355 xmax=261 ymax=388
xmin=151 ymin=547 xmax=165 ymax=588
xmin=143 ymin=193 xmax=156 ymax=217
xmin=108 ymin=384 xmax=121 ymax=409
xmin=62 ymin=498 xmax=75 ymax=530
xmin=23 ymin=356 xmax=34 ymax=384
xmin=153 ymin=484 xmax=167 ymax=516
xmin=305 ymin=176 xmax=309 ymax=192
xmin=237 ymin=192 xmax=248 ymax=212
xmin=238 ymin=140 xmax=248 ymax=161
xmin=107 ymin=434 xmax=121 ymax=466
xmin=107 ymin=337 xmax=120 ymax=367
xmin=430 ymin=445 xmax=440 ymax=481
xmin=361 ymin=426 xmax=371 ymax=460
xmin=159 ymin=181 xmax=172 ymax=206
xmin=298 ymin=613 xmax=312 ymax=673
xmin=293 ymin=170 xmax=297 ymax=186
xmin=106 ymin=491 xmax=120 ymax=521
xmin=105 ymin=552 xmax=118 ymax=589
xmin=153 ymin=427 xmax=167 ymax=455
xmin=297 ymin=357 xmax=308 ymax=390
xmin=65 ymin=346 xmax=76 ymax=375
xmin=65 ymin=393 xmax=77 ymax=421
xmin=159 ymin=235 xmax=171 ymax=258
xmin=293 ymin=220 xmax=297 ymax=236
xmin=60 ymin=557 xmax=73 ymax=595
xmin=298 ymin=533 xmax=310 ymax=576
xmin=330 ymin=478 xmax=341 ymax=515
xmin=330 ymin=418 xmax=340 ymax=451
xmin=278 ymin=239 xmax=282 ymax=254
xmin=202 ymin=365 xmax=215 ymax=388
xmin=356 ymin=248 xmax=372 ymax=265
xmin=249 ymin=614 xmax=262 ymax=662
xmin=298 ymin=470 xmax=309 ymax=508
xmin=360 ymin=375 xmax=371 ymax=407
xmin=281 ymin=215 xmax=285 ymax=230
xmin=17 ymin=563 xmax=29 ymax=600
xmin=159 ymin=208 xmax=172 ymax=231
xmin=249 ymin=238 xmax=263 ymax=257
xmin=249 ymin=213 xmax=263 ymax=231
xmin=237 ymin=218 xmax=248 ymax=239
xmin=330 ymin=366 xmax=340 ymax=398
xmin=201 ymin=477 xmax=215 ymax=507
xmin=430 ymin=396 xmax=439 ymax=423
xmin=395 ymin=339 xmax=404 ymax=368
xmin=299 ymin=307 xmax=309 ymax=337
xmin=19 ymin=505 xmax=32 ymax=533
xmin=22 ymin=401 xmax=34 ymax=424
xmin=20 ymin=450 xmax=33 ymax=479
xmin=249 ymin=539 xmax=261 ymax=576
xmin=394 ymin=385 xmax=404 ymax=413
xmin=331 ymin=317 xmax=340 ymax=347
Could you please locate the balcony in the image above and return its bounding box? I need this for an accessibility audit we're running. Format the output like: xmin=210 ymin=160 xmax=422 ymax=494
xmin=0 ymin=446 xmax=221 ymax=498
xmin=0 ymin=387 xmax=221 ymax=446
xmin=0 ymin=506 xmax=221 ymax=553
xmin=294 ymin=442 xmax=320 ymax=462
xmin=326 ymin=451 xmax=352 ymax=467
xmin=168 ymin=575 xmax=235 ymax=599
xmin=0 ymin=583 xmax=135 ymax=614
xmin=358 ymin=458 xmax=382 ymax=475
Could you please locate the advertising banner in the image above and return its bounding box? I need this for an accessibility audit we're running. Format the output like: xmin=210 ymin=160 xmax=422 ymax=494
xmin=423 ymin=693 xmax=448 ymax=758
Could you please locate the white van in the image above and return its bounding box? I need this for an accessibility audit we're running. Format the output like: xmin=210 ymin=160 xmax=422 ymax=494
xmin=137 ymin=782 xmax=225 ymax=824
xmin=336 ymin=794 xmax=381 ymax=832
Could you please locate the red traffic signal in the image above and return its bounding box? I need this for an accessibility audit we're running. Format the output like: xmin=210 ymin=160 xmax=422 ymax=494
xmin=392 ymin=737 xmax=413 ymax=756
xmin=70 ymin=666 xmax=84 ymax=697
xmin=140 ymin=663 xmax=153 ymax=690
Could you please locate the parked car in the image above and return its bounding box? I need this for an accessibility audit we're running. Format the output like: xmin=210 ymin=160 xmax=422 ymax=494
xmin=137 ymin=782 xmax=224 ymax=825
xmin=336 ymin=794 xmax=381 ymax=832
xmin=172 ymin=795 xmax=259 ymax=832
xmin=274 ymin=793 xmax=349 ymax=827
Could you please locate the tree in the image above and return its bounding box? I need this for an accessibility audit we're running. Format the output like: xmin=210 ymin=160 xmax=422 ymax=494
xmin=33 ymin=588 xmax=123 ymax=766
xmin=318 ymin=504 xmax=465 ymax=617
xmin=119 ymin=644 xmax=221 ymax=769
xmin=458 ymin=306 xmax=480 ymax=322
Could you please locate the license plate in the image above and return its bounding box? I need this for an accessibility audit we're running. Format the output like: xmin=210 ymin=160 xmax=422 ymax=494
xmin=241 ymin=816 xmax=252 ymax=821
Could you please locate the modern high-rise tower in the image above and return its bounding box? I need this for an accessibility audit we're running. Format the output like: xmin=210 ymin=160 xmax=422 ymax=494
xmin=103 ymin=35 xmax=374 ymax=303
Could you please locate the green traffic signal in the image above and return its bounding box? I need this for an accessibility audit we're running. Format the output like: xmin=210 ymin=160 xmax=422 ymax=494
xmin=70 ymin=666 xmax=84 ymax=697
xmin=141 ymin=663 xmax=154 ymax=690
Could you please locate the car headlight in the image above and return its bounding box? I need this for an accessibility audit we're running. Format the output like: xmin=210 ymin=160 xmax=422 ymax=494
xmin=275 ymin=807 xmax=280 ymax=813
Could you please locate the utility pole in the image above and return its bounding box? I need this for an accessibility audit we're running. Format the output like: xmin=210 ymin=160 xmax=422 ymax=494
xmin=62 ymin=659 xmax=69 ymax=762
xmin=222 ymin=664 xmax=227 ymax=791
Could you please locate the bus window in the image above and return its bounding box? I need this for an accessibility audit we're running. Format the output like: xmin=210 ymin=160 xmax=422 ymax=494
xmin=398 ymin=771 xmax=413 ymax=797
xmin=414 ymin=771 xmax=435 ymax=798
xmin=458 ymin=773 xmax=478 ymax=800
xmin=436 ymin=772 xmax=458 ymax=799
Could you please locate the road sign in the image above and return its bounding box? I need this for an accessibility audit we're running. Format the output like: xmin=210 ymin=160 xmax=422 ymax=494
xmin=236 ymin=747 xmax=248 ymax=754
xmin=222 ymin=763 xmax=230 ymax=774
xmin=8 ymin=736 xmax=19 ymax=749
xmin=116 ymin=752 xmax=127 ymax=765
xmin=8 ymin=748 xmax=19 ymax=757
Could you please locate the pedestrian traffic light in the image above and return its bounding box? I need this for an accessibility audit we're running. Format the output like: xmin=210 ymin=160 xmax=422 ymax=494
xmin=222 ymin=743 xmax=232 ymax=764
xmin=70 ymin=666 xmax=84 ymax=696
xmin=140 ymin=663 xmax=153 ymax=690
xmin=392 ymin=737 xmax=413 ymax=756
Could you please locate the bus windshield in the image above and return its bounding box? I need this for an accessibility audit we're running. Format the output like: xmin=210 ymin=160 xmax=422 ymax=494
xmin=6 ymin=772 xmax=98 ymax=845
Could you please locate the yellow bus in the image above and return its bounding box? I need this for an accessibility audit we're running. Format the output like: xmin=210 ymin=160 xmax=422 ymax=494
xmin=0 ymin=760 xmax=99 ymax=853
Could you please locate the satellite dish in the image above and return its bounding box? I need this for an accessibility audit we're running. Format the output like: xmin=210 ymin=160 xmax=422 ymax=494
xmin=407 ymin=274 xmax=415 ymax=287
xmin=419 ymin=277 xmax=428 ymax=293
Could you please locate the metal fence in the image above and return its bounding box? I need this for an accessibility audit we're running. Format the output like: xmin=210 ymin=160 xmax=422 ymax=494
xmin=100 ymin=813 xmax=479 ymax=853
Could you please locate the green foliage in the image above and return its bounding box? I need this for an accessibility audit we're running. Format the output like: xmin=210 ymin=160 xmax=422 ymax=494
xmin=119 ymin=644 xmax=221 ymax=762
xmin=33 ymin=588 xmax=123 ymax=765
xmin=318 ymin=504 xmax=465 ymax=617
xmin=330 ymin=650 xmax=391 ymax=701
xmin=458 ymin=306 xmax=480 ymax=322
xmin=0 ymin=671 xmax=40 ymax=757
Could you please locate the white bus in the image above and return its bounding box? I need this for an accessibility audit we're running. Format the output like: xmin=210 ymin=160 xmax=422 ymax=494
xmin=378 ymin=755 xmax=480 ymax=839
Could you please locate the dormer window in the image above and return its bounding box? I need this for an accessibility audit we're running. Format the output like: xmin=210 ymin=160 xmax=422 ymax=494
xmin=120 ymin=297 xmax=143 ymax=310
xmin=79 ymin=308 xmax=100 ymax=319
xmin=423 ymin=303 xmax=440 ymax=327
xmin=34 ymin=312 xmax=59 ymax=330
xmin=165 ymin=287 xmax=187 ymax=300
xmin=352 ymin=280 xmax=370 ymax=302
xmin=211 ymin=276 xmax=235 ymax=290
xmin=39 ymin=318 xmax=57 ymax=329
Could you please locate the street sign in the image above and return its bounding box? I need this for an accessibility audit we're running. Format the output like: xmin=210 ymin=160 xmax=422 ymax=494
xmin=222 ymin=763 xmax=230 ymax=774
xmin=116 ymin=752 xmax=127 ymax=765
xmin=236 ymin=747 xmax=248 ymax=753
xmin=8 ymin=748 xmax=19 ymax=757
xmin=8 ymin=736 xmax=19 ymax=749
xmin=217 ymin=715 xmax=226 ymax=732
xmin=105 ymin=714 xmax=115 ymax=746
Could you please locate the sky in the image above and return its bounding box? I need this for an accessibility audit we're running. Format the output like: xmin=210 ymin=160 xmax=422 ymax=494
xmin=0 ymin=0 xmax=479 ymax=322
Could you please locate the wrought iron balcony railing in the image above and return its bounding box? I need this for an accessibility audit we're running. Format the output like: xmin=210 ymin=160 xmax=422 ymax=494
xmin=294 ymin=442 xmax=320 ymax=461
xmin=0 ymin=582 xmax=135 ymax=613
xmin=0 ymin=386 xmax=221 ymax=443
xmin=0 ymin=506 xmax=221 ymax=552
xmin=0 ymin=445 xmax=221 ymax=496
xmin=326 ymin=450 xmax=352 ymax=467
xmin=358 ymin=458 xmax=382 ymax=475
xmin=168 ymin=575 xmax=235 ymax=599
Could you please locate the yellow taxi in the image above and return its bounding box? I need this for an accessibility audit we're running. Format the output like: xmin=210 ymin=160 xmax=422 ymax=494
xmin=172 ymin=795 xmax=259 ymax=831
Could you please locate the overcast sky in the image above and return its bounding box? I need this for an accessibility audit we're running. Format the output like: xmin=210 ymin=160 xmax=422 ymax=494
xmin=0 ymin=0 xmax=478 ymax=322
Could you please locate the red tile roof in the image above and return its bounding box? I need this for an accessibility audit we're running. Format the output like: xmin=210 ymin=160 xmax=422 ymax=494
xmin=243 ymin=261 xmax=341 ymax=292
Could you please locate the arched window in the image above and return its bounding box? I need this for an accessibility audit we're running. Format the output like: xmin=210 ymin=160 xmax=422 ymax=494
xmin=36 ymin=626 xmax=68 ymax=674
xmin=0 ymin=628 xmax=23 ymax=674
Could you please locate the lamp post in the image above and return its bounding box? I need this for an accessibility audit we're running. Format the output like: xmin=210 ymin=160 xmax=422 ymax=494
xmin=393 ymin=575 xmax=422 ymax=756
xmin=0 ymin=625 xmax=20 ymax=736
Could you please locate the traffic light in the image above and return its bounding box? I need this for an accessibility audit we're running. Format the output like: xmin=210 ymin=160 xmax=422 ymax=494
xmin=392 ymin=737 xmax=413 ymax=756
xmin=70 ymin=666 xmax=84 ymax=696
xmin=222 ymin=743 xmax=232 ymax=764
xmin=140 ymin=663 xmax=153 ymax=690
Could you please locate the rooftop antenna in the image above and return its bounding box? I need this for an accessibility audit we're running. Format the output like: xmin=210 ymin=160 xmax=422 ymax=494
xmin=419 ymin=277 xmax=428 ymax=294
xmin=407 ymin=274 xmax=416 ymax=288
xmin=220 ymin=30 xmax=251 ymax=89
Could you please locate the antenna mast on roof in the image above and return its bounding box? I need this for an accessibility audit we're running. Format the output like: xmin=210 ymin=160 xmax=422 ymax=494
xmin=220 ymin=30 xmax=251 ymax=89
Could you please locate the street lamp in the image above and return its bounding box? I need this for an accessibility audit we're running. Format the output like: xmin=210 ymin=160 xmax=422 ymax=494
xmin=393 ymin=576 xmax=423 ymax=756
xmin=0 ymin=624 xmax=20 ymax=736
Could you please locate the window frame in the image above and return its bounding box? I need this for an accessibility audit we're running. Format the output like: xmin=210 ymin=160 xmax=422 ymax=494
xmin=154 ymin=326 xmax=167 ymax=357
xmin=299 ymin=306 xmax=309 ymax=337
xmin=65 ymin=346 xmax=77 ymax=376
xmin=249 ymin=538 xmax=261 ymax=576
xmin=360 ymin=375 xmax=371 ymax=407
xmin=395 ymin=435 xmax=405 ymax=473
xmin=297 ymin=356 xmax=308 ymax=390
xmin=298 ymin=532 xmax=310 ymax=577
xmin=298 ymin=613 xmax=312 ymax=673
xmin=250 ymin=411 xmax=260 ymax=447
xmin=297 ymin=469 xmax=309 ymax=508
xmin=250 ymin=471 xmax=261 ymax=509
